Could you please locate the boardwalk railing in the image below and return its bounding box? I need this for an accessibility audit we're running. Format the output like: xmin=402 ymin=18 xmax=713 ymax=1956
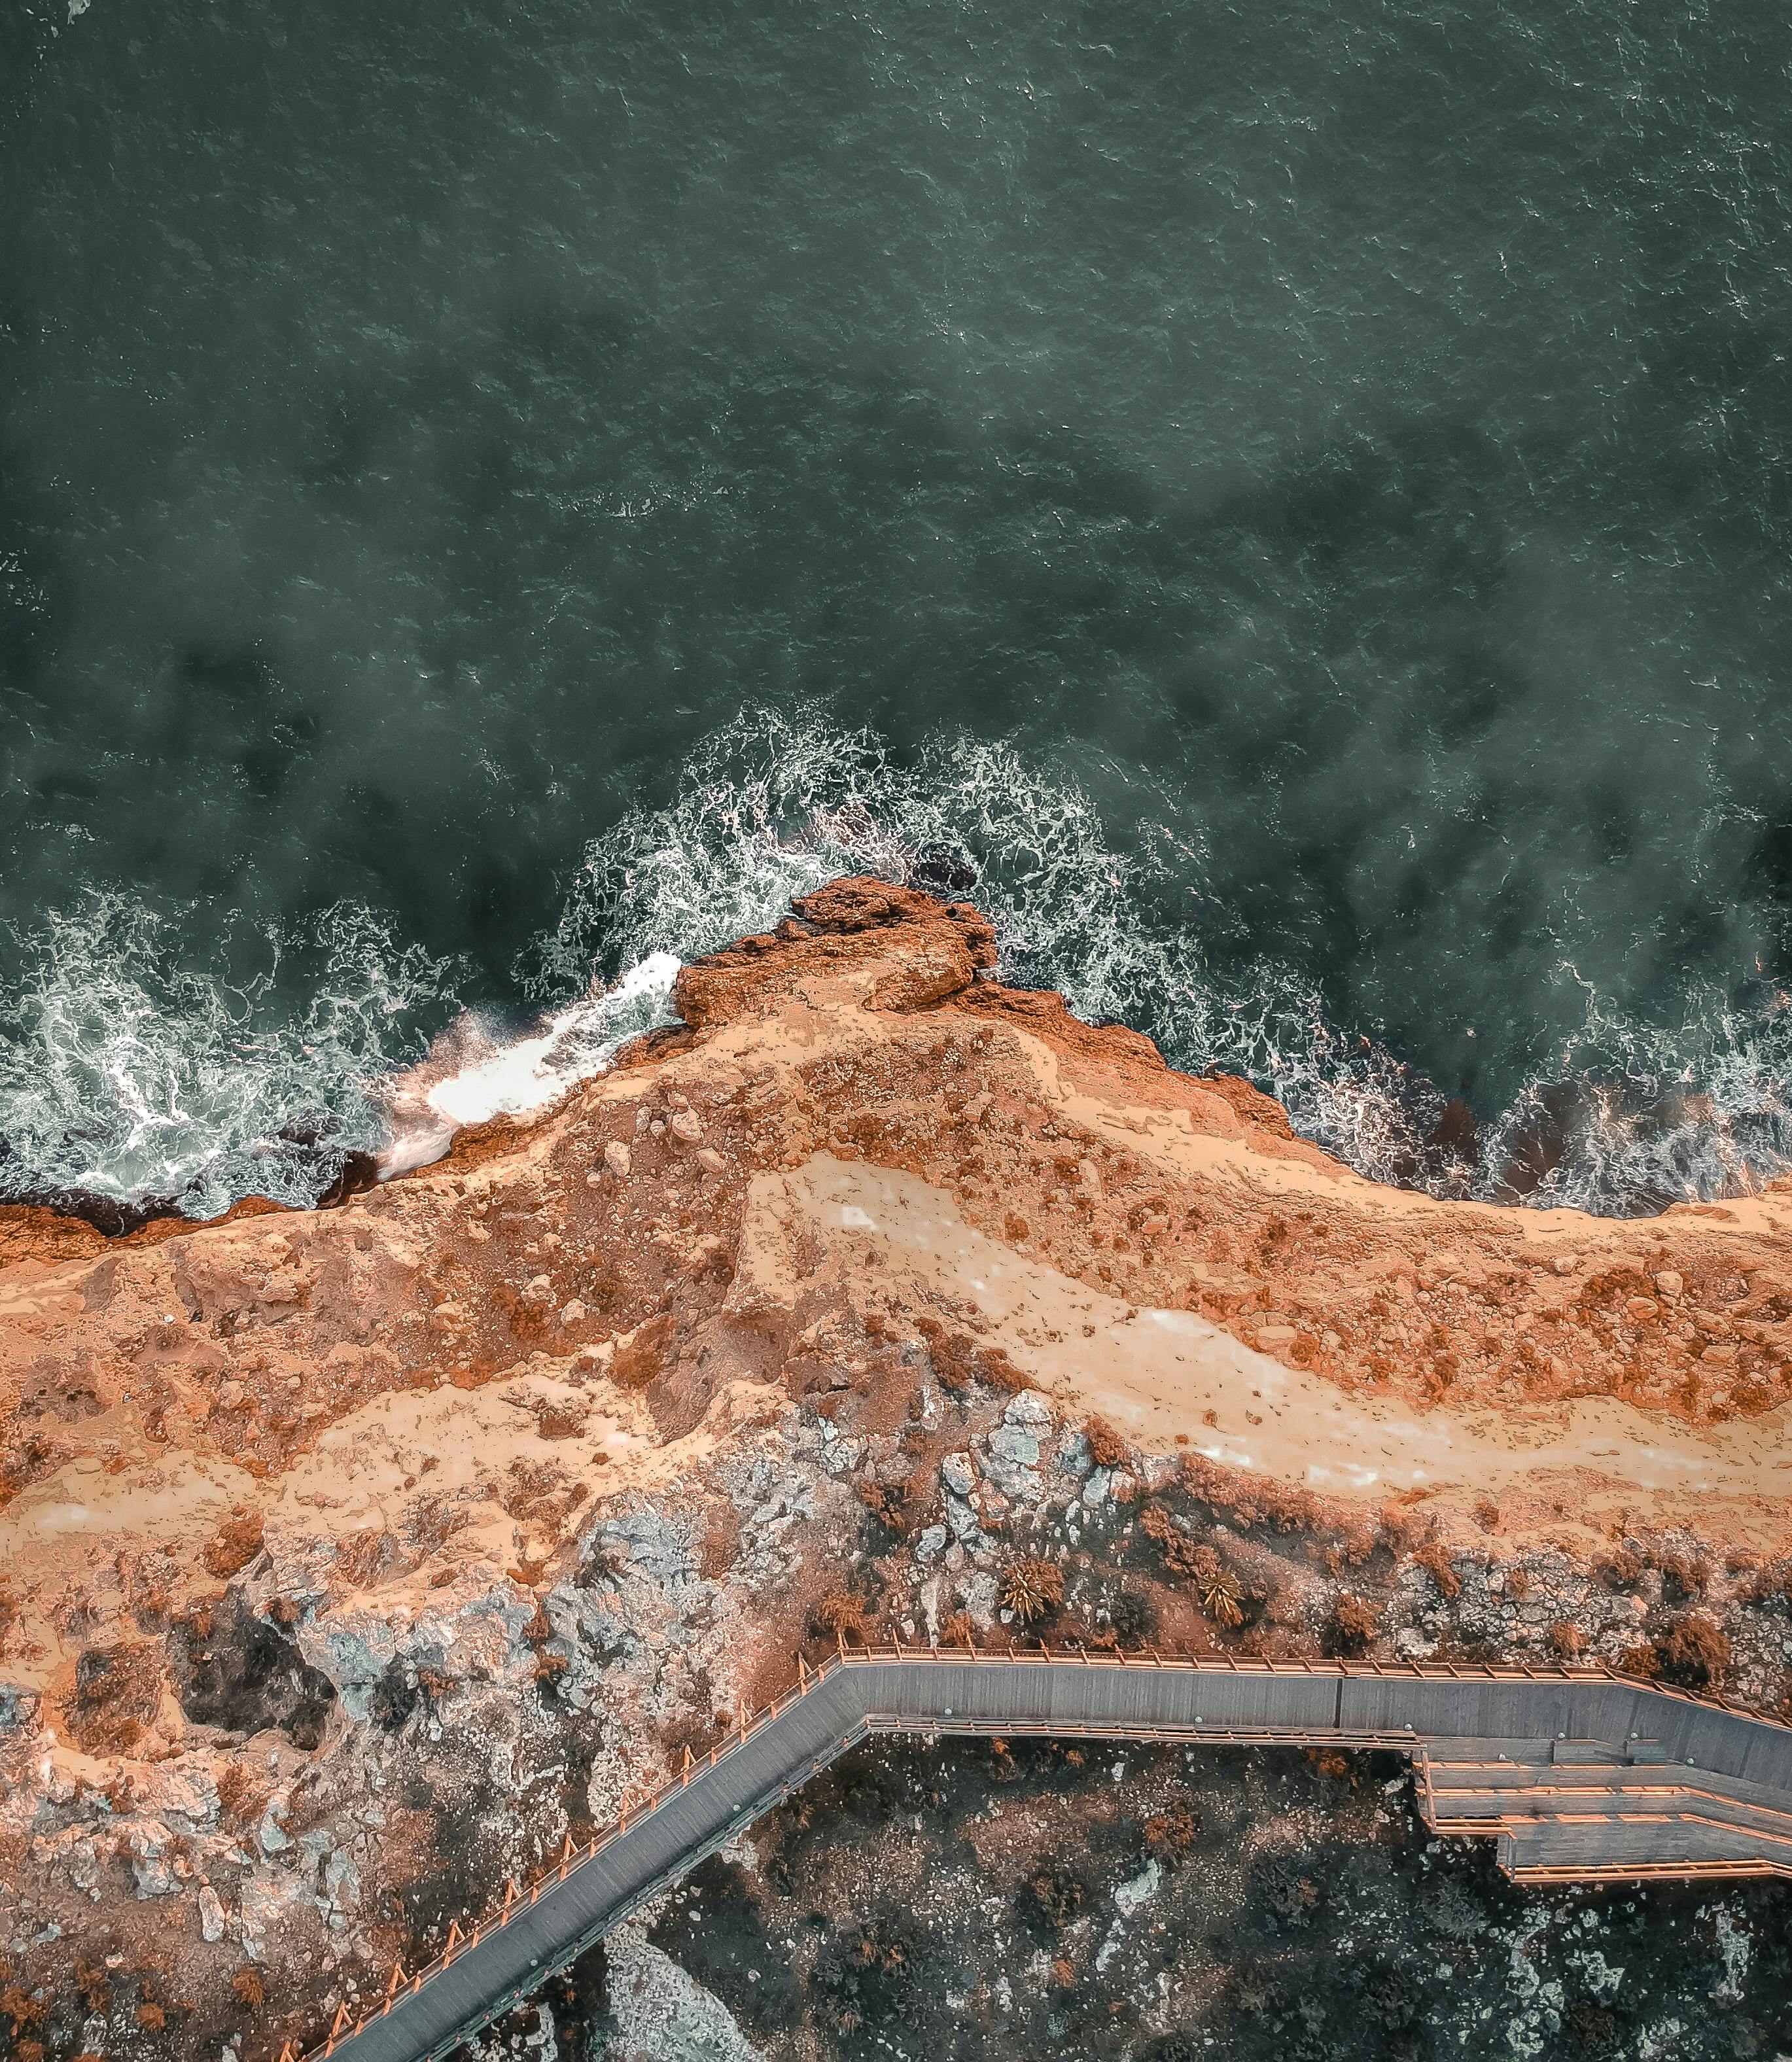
xmin=266 ymin=1644 xmax=1792 ymax=2062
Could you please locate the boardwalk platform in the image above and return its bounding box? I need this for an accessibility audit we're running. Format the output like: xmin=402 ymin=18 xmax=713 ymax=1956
xmin=291 ymin=1649 xmax=1792 ymax=2062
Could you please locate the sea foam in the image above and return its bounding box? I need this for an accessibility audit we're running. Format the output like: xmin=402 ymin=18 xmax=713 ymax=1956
xmin=4 ymin=712 xmax=1791 ymax=1223
xmin=376 ymin=951 xmax=682 ymax=1178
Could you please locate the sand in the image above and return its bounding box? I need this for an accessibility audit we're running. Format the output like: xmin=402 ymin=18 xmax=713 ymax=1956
xmin=788 ymin=1155 xmax=1792 ymax=1533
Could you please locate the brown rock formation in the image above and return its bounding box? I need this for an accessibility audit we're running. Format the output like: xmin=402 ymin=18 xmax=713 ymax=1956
xmin=3 ymin=875 xmax=1792 ymax=2053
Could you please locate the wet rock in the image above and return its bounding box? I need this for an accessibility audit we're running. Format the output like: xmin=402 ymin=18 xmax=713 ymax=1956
xmin=988 ymin=1425 xmax=1040 ymax=1468
xmin=822 ymin=1433 xmax=867 ymax=1476
xmin=237 ymin=1870 xmax=314 ymax=1965
xmin=323 ymin=1850 xmax=362 ymax=1914
xmin=257 ymin=1796 xmax=292 ymax=1855
xmin=127 ymin=1818 xmax=179 ymax=1896
xmin=0 ymin=1681 xmax=41 ymax=1732
xmin=298 ymin=1577 xmax=536 ymax=1721
xmin=980 ymin=1431 xmax=1040 ymax=1501
xmin=1004 ymin=1390 xmax=1055 ymax=1432
xmin=941 ymin=1450 xmax=977 ymax=1498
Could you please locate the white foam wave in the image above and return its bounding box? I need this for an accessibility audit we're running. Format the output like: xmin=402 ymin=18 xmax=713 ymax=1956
xmin=6 ymin=712 xmax=1791 ymax=1224
xmin=376 ymin=951 xmax=681 ymax=1176
xmin=0 ymin=894 xmax=463 ymax=1218
xmin=525 ymin=708 xmax=1792 ymax=1219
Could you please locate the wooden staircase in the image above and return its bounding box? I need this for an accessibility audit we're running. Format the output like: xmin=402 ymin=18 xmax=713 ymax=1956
xmin=1420 ymin=1737 xmax=1792 ymax=1880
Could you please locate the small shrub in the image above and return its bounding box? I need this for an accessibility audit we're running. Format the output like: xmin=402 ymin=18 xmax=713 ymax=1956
xmin=215 ymin=1761 xmax=262 ymax=1827
xmin=856 ymin=1480 xmax=913 ymax=1538
xmin=1655 ymin=1613 xmax=1731 ymax=1690
xmin=202 ymin=1510 xmax=265 ymax=1581
xmin=1566 ymin=1998 xmax=1621 ymax=2056
xmin=1143 ymin=1800 xmax=1199 ymax=1862
xmin=1085 ymin=1416 xmax=1130 ymax=1470
xmin=1550 ymin=1620 xmax=1586 ymax=1659
xmin=1002 ymin=1558 xmax=1064 ymax=1624
xmin=1026 ymin=1864 xmax=1085 ymax=1929
xmin=1323 ymin=1594 xmax=1378 ymax=1658
xmin=1189 ymin=1547 xmax=1244 ymax=1630
xmin=940 ymin=1610 xmax=977 ymax=1648
xmin=815 ymin=1594 xmax=868 ymax=1642
xmin=1 ymin=1988 xmax=45 ymax=2033
xmin=1413 ymin=1543 xmax=1461 ymax=1600
xmin=1659 ymin=1550 xmax=1708 ymax=1603
xmin=231 ymin=1972 xmax=265 ymax=2007
xmin=1108 ymin=1586 xmax=1158 ymax=1646
xmin=1618 ymin=1641 xmax=1662 ymax=1679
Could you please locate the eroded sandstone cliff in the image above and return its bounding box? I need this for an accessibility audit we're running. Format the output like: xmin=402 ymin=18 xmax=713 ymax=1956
xmin=3 ymin=879 xmax=1792 ymax=2059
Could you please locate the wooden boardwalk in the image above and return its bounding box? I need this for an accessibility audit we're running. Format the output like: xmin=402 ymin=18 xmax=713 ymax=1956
xmin=293 ymin=1648 xmax=1792 ymax=2062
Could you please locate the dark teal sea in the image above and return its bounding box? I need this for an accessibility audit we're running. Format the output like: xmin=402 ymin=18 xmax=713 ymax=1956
xmin=4 ymin=0 xmax=1792 ymax=1218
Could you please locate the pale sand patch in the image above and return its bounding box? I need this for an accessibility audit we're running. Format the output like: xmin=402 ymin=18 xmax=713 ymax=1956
xmin=782 ymin=1157 xmax=1792 ymax=1525
xmin=0 ymin=1365 xmax=777 ymax=1690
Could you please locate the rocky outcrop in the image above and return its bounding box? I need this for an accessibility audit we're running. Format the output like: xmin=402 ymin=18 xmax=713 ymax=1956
xmin=4 ymin=876 xmax=1792 ymax=2057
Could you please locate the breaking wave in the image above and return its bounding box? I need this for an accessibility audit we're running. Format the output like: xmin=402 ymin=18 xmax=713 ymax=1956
xmin=0 ymin=895 xmax=466 ymax=1225
xmin=3 ymin=709 xmax=1791 ymax=1224
xmin=527 ymin=710 xmax=1792 ymax=1219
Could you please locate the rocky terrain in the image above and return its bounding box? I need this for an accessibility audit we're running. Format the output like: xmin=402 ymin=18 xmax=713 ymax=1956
xmin=4 ymin=878 xmax=1792 ymax=2061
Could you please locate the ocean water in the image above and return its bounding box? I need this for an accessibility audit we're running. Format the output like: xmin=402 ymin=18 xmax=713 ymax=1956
xmin=4 ymin=0 xmax=1792 ymax=1219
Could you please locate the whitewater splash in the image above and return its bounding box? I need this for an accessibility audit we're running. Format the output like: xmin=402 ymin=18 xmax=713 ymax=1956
xmin=3 ymin=710 xmax=1791 ymax=1224
xmin=0 ymin=896 xmax=463 ymax=1226
xmin=376 ymin=952 xmax=682 ymax=1178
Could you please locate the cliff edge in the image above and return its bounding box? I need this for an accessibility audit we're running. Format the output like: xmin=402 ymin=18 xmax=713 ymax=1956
xmin=3 ymin=877 xmax=1791 ymax=2057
